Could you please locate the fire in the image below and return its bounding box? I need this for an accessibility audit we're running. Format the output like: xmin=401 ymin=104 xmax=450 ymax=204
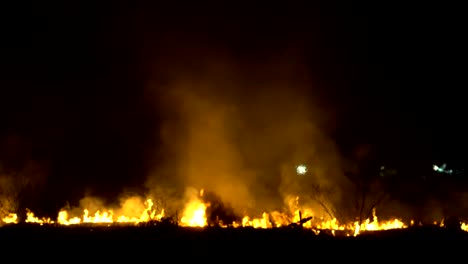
xmin=25 ymin=209 xmax=54 ymax=225
xmin=242 ymin=212 xmax=272 ymax=228
xmin=180 ymin=189 xmax=207 ymax=227
xmin=57 ymin=211 xmax=81 ymax=225
xmin=2 ymin=213 xmax=18 ymax=224
xmin=83 ymin=209 xmax=113 ymax=223
xmin=462 ymin=223 xmax=468 ymax=232
xmin=1 ymin=190 xmax=468 ymax=236
xmin=56 ymin=198 xmax=164 ymax=225
xmin=352 ymin=209 xmax=407 ymax=236
xmin=237 ymin=208 xmax=407 ymax=236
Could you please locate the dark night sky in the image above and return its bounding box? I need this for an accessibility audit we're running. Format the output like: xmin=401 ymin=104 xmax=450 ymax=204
xmin=1 ymin=3 xmax=465 ymax=212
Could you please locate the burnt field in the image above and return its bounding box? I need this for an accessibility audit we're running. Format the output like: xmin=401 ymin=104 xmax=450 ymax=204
xmin=0 ymin=224 xmax=468 ymax=262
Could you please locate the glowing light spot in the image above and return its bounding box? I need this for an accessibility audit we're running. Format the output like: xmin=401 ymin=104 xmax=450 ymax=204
xmin=433 ymin=163 xmax=453 ymax=174
xmin=296 ymin=165 xmax=307 ymax=175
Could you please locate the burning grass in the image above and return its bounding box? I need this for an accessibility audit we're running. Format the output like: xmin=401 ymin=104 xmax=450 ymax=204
xmin=2 ymin=188 xmax=468 ymax=237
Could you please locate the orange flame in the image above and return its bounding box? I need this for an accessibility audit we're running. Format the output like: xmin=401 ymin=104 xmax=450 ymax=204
xmin=1 ymin=190 xmax=467 ymax=236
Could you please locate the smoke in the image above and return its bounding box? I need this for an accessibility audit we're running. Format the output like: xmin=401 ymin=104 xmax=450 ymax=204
xmin=0 ymin=176 xmax=18 ymax=217
xmin=153 ymin=66 xmax=254 ymax=212
xmin=145 ymin=46 xmax=347 ymax=218
xmin=77 ymin=196 xmax=106 ymax=214
xmin=0 ymin=156 xmax=49 ymax=218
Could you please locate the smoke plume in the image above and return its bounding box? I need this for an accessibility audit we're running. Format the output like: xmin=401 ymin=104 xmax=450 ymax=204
xmin=145 ymin=45 xmax=347 ymax=219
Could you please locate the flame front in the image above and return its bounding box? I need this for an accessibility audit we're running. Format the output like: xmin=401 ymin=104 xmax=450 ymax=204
xmin=25 ymin=210 xmax=54 ymax=225
xmin=55 ymin=199 xmax=164 ymax=225
xmin=2 ymin=213 xmax=18 ymax=224
xmin=1 ymin=191 xmax=468 ymax=236
xmin=180 ymin=189 xmax=207 ymax=227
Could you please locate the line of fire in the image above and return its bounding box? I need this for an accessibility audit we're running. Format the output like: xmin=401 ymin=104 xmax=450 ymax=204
xmin=1 ymin=163 xmax=467 ymax=237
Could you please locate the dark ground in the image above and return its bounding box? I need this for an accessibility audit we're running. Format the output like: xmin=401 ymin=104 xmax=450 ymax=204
xmin=1 ymin=224 xmax=466 ymax=260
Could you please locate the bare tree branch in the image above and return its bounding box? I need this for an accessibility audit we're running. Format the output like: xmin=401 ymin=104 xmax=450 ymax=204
xmin=365 ymin=193 xmax=388 ymax=220
xmin=346 ymin=168 xmax=389 ymax=224
xmin=308 ymin=183 xmax=337 ymax=219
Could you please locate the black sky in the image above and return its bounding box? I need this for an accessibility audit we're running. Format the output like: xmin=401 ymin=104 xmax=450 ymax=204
xmin=1 ymin=3 xmax=465 ymax=211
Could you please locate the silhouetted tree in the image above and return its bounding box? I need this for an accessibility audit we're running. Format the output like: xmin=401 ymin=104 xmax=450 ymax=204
xmin=342 ymin=143 xmax=395 ymax=225
xmin=345 ymin=165 xmax=391 ymax=225
xmin=308 ymin=183 xmax=337 ymax=220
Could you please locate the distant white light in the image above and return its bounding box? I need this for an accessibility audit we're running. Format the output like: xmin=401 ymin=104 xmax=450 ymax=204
xmin=433 ymin=163 xmax=453 ymax=174
xmin=296 ymin=165 xmax=307 ymax=175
